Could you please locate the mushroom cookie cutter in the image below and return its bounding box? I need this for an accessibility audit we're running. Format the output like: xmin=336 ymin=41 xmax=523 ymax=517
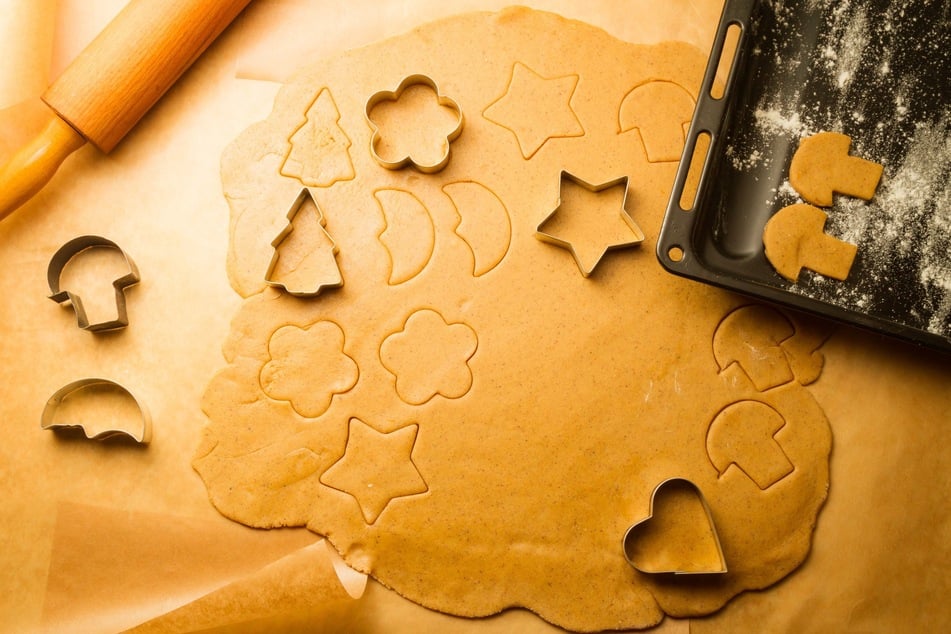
xmin=47 ymin=235 xmax=140 ymax=331
xmin=41 ymin=378 xmax=152 ymax=443
xmin=622 ymin=478 xmax=727 ymax=575
xmin=365 ymin=74 xmax=464 ymax=174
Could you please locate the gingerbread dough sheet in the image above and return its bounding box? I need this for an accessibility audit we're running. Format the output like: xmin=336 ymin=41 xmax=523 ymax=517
xmin=195 ymin=8 xmax=833 ymax=631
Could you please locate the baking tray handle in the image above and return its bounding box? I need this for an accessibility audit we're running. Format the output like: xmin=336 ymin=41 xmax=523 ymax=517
xmin=658 ymin=0 xmax=757 ymax=269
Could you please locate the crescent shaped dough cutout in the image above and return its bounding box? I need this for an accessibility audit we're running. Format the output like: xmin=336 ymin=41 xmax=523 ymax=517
xmin=374 ymin=188 xmax=435 ymax=285
xmin=444 ymin=181 xmax=512 ymax=277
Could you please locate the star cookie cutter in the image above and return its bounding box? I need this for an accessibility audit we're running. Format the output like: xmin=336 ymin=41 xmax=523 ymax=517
xmin=41 ymin=378 xmax=152 ymax=444
xmin=365 ymin=74 xmax=464 ymax=174
xmin=47 ymin=235 xmax=140 ymax=332
xmin=535 ymin=171 xmax=645 ymax=277
xmin=622 ymin=478 xmax=727 ymax=575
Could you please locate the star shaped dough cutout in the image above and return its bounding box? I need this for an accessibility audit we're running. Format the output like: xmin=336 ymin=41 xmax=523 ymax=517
xmin=320 ymin=418 xmax=428 ymax=524
xmin=536 ymin=172 xmax=645 ymax=277
xmin=484 ymin=62 xmax=584 ymax=159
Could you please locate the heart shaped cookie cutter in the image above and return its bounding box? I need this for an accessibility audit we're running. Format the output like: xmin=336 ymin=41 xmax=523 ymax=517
xmin=622 ymin=477 xmax=727 ymax=575
xmin=47 ymin=235 xmax=140 ymax=332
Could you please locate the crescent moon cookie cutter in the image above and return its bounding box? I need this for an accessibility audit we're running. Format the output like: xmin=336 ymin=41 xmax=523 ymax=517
xmin=47 ymin=235 xmax=140 ymax=332
xmin=41 ymin=378 xmax=152 ymax=444
xmin=364 ymin=74 xmax=465 ymax=174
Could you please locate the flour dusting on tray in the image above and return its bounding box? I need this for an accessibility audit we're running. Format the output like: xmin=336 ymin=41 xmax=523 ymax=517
xmin=722 ymin=0 xmax=951 ymax=341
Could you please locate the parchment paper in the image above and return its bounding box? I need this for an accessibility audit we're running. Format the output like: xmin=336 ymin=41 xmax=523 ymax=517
xmin=0 ymin=0 xmax=56 ymax=110
xmin=0 ymin=1 xmax=947 ymax=633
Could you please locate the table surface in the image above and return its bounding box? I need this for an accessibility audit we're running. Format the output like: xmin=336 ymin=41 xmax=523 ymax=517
xmin=0 ymin=2 xmax=947 ymax=632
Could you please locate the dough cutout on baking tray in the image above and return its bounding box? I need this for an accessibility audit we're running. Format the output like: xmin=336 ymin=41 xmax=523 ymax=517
xmin=763 ymin=131 xmax=883 ymax=283
xmin=789 ymin=131 xmax=883 ymax=207
xmin=763 ymin=203 xmax=858 ymax=282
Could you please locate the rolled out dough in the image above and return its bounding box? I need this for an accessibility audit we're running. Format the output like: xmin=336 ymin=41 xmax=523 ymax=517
xmin=195 ymin=8 xmax=833 ymax=631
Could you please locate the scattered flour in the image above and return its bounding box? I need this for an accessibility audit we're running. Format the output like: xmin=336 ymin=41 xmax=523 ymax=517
xmin=722 ymin=0 xmax=951 ymax=342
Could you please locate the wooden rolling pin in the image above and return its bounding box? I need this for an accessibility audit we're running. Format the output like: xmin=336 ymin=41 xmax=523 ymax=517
xmin=0 ymin=0 xmax=252 ymax=221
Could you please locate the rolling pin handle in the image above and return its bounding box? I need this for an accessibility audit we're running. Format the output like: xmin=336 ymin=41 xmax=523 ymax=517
xmin=0 ymin=108 xmax=86 ymax=221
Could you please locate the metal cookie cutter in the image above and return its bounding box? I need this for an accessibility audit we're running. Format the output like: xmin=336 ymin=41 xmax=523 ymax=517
xmin=365 ymin=74 xmax=464 ymax=174
xmin=47 ymin=235 xmax=140 ymax=332
xmin=622 ymin=478 xmax=727 ymax=575
xmin=41 ymin=378 xmax=151 ymax=443
xmin=265 ymin=188 xmax=344 ymax=297
xmin=535 ymin=171 xmax=645 ymax=277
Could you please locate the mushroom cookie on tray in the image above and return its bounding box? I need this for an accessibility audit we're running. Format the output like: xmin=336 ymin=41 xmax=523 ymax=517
xmin=195 ymin=7 xmax=833 ymax=631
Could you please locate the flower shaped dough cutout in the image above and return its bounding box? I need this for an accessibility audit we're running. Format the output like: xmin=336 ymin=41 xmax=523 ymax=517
xmin=365 ymin=74 xmax=464 ymax=173
xmin=380 ymin=309 xmax=478 ymax=405
xmin=260 ymin=321 xmax=359 ymax=418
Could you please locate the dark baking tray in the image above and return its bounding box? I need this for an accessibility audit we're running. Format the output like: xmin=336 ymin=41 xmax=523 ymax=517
xmin=657 ymin=0 xmax=951 ymax=353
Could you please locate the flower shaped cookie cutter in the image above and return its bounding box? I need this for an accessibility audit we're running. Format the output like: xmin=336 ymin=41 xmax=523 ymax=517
xmin=365 ymin=74 xmax=464 ymax=174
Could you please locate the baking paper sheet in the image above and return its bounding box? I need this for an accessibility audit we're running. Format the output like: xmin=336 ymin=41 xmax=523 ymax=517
xmin=0 ymin=1 xmax=947 ymax=632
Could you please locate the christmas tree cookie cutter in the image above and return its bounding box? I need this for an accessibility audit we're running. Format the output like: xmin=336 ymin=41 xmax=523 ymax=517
xmin=264 ymin=188 xmax=344 ymax=297
xmin=365 ymin=74 xmax=464 ymax=174
xmin=41 ymin=378 xmax=151 ymax=444
xmin=47 ymin=235 xmax=140 ymax=332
